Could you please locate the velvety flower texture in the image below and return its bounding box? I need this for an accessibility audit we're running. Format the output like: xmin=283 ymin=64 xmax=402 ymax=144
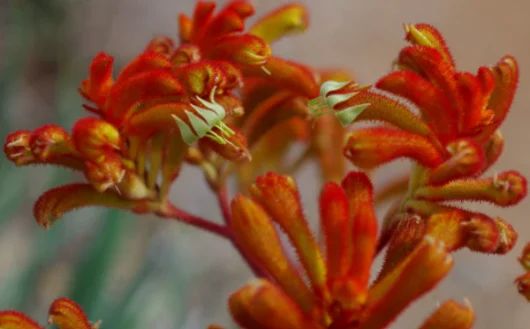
xmin=314 ymin=24 xmax=526 ymax=261
xmin=208 ymin=172 xmax=473 ymax=329
xmin=2 ymin=1 xmax=332 ymax=229
xmin=2 ymin=1 xmax=529 ymax=328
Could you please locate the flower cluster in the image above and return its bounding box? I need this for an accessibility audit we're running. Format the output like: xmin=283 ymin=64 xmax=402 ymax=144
xmin=315 ymin=24 xmax=526 ymax=260
xmin=2 ymin=1 xmax=323 ymax=229
xmin=209 ymin=172 xmax=474 ymax=329
xmin=1 ymin=1 xmax=529 ymax=329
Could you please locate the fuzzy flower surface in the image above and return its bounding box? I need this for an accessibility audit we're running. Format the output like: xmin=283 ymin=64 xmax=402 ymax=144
xmin=2 ymin=1 xmax=327 ymax=229
xmin=207 ymin=171 xmax=474 ymax=329
xmin=313 ymin=24 xmax=526 ymax=258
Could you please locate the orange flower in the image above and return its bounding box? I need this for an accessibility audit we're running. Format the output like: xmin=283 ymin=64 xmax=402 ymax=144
xmin=214 ymin=171 xmax=472 ymax=329
xmin=0 ymin=297 xmax=98 ymax=329
xmin=314 ymin=24 xmax=526 ymax=256
xmin=4 ymin=48 xmax=245 ymax=230
xmin=3 ymin=1 xmax=324 ymax=231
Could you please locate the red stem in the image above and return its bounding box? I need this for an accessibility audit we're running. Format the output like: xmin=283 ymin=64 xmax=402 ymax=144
xmin=159 ymin=202 xmax=231 ymax=239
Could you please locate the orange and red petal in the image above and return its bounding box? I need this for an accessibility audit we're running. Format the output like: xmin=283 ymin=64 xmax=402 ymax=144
xmin=249 ymin=4 xmax=309 ymax=44
xmin=230 ymin=195 xmax=316 ymax=313
xmin=250 ymin=173 xmax=327 ymax=297
xmin=335 ymin=88 xmax=438 ymax=140
xmin=228 ymin=279 xmax=321 ymax=329
xmin=404 ymin=23 xmax=455 ymax=68
xmin=341 ymin=172 xmax=378 ymax=289
xmin=105 ymin=69 xmax=185 ymax=125
xmin=205 ymin=34 xmax=271 ymax=67
xmin=426 ymin=139 xmax=485 ymax=186
xmin=425 ymin=210 xmax=468 ymax=252
xmin=375 ymin=70 xmax=457 ymax=142
xmin=0 ymin=311 xmax=43 ymax=329
xmin=361 ymin=237 xmax=453 ymax=329
xmin=48 ymin=298 xmax=92 ymax=329
xmin=115 ymin=51 xmax=173 ymax=83
xmin=34 ymin=183 xmax=141 ymax=229
xmin=320 ymin=182 xmax=351 ymax=283
xmin=79 ymin=52 xmax=114 ymax=109
xmin=378 ymin=214 xmax=426 ymax=280
xmin=414 ymin=170 xmax=527 ymax=207
xmin=344 ymin=127 xmax=444 ymax=169
xmin=398 ymin=46 xmax=462 ymax=119
xmin=241 ymin=57 xmax=319 ymax=98
xmin=480 ymin=55 xmax=519 ymax=141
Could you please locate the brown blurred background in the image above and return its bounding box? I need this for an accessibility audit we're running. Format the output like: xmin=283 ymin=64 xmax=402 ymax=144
xmin=1 ymin=0 xmax=529 ymax=328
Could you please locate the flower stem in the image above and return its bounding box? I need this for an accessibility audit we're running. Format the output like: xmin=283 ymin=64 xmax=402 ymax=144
xmin=158 ymin=202 xmax=231 ymax=239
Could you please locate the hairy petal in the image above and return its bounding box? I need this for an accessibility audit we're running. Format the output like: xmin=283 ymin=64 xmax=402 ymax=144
xmin=463 ymin=213 xmax=500 ymax=253
xmin=241 ymin=57 xmax=319 ymax=98
xmin=249 ymin=4 xmax=309 ymax=44
xmin=404 ymin=23 xmax=455 ymax=68
xmin=250 ymin=173 xmax=327 ymax=299
xmin=375 ymin=70 xmax=457 ymax=142
xmin=398 ymin=46 xmax=463 ymax=119
xmin=34 ymin=184 xmax=140 ymax=229
xmin=105 ymin=69 xmax=185 ymax=125
xmin=415 ymin=170 xmax=527 ymax=207
xmin=425 ymin=211 xmax=468 ymax=252
xmin=115 ymin=52 xmax=173 ymax=83
xmin=334 ymin=88 xmax=438 ymax=141
xmin=230 ymin=195 xmax=315 ymax=312
xmin=360 ymin=237 xmax=453 ymax=329
xmin=426 ymin=139 xmax=485 ymax=186
xmin=79 ymin=52 xmax=114 ymax=110
xmin=479 ymin=56 xmax=519 ymax=140
xmin=228 ymin=279 xmax=321 ymax=329
xmin=205 ymin=34 xmax=271 ymax=66
xmin=378 ymin=214 xmax=425 ymax=282
xmin=319 ymin=182 xmax=351 ymax=284
xmin=48 ymin=298 xmax=92 ymax=329
xmin=0 ymin=311 xmax=43 ymax=329
xmin=344 ymin=127 xmax=444 ymax=169
xmin=341 ymin=172 xmax=378 ymax=294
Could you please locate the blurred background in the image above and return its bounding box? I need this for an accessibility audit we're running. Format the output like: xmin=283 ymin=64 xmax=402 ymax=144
xmin=0 ymin=0 xmax=529 ymax=328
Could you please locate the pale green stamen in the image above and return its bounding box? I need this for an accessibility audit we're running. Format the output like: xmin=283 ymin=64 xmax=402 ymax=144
xmin=172 ymin=87 xmax=234 ymax=145
xmin=307 ymin=80 xmax=371 ymax=127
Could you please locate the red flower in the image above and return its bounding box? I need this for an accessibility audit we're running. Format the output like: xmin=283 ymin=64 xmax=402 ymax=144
xmin=207 ymin=171 xmax=474 ymax=329
xmin=3 ymin=1 xmax=323 ymax=229
xmin=312 ymin=24 xmax=526 ymax=256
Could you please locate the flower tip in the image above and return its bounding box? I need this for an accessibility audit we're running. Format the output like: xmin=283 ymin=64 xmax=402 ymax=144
xmin=48 ymin=297 xmax=92 ymax=329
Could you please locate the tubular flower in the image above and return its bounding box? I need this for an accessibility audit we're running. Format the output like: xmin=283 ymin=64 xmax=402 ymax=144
xmin=219 ymin=171 xmax=462 ymax=329
xmin=315 ymin=23 xmax=526 ymax=256
xmin=142 ymin=1 xmax=350 ymax=188
xmin=4 ymin=0 xmax=329 ymax=226
xmin=0 ymin=297 xmax=98 ymax=329
xmin=4 ymin=47 xmax=247 ymax=228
